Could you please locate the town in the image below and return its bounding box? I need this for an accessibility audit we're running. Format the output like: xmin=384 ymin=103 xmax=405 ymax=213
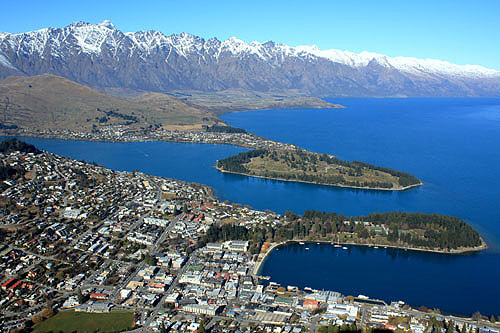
xmin=8 ymin=125 xmax=298 ymax=151
xmin=1 ymin=142 xmax=499 ymax=332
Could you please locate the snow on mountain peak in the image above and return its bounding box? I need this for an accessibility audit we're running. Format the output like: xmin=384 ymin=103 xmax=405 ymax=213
xmin=0 ymin=21 xmax=498 ymax=79
xmin=288 ymin=45 xmax=499 ymax=77
xmin=219 ymin=37 xmax=269 ymax=59
xmin=99 ymin=20 xmax=115 ymax=29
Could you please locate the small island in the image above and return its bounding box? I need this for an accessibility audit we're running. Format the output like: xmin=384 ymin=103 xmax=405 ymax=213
xmin=201 ymin=210 xmax=487 ymax=255
xmin=216 ymin=148 xmax=422 ymax=190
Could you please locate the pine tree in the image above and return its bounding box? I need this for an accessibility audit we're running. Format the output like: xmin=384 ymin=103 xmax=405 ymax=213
xmin=77 ymin=287 xmax=84 ymax=304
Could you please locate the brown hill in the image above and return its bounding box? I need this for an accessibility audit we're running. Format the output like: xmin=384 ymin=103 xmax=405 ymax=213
xmin=0 ymin=74 xmax=218 ymax=132
xmin=169 ymin=89 xmax=344 ymax=115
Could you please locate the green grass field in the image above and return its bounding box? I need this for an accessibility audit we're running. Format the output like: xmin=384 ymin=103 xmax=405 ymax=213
xmin=34 ymin=310 xmax=135 ymax=333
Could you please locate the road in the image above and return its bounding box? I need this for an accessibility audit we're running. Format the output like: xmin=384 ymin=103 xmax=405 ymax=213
xmin=140 ymin=249 xmax=195 ymax=330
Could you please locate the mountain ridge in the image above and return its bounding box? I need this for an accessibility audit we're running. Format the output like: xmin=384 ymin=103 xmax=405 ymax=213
xmin=1 ymin=21 xmax=499 ymax=97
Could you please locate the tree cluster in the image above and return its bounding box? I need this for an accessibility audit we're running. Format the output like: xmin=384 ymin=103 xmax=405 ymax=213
xmin=201 ymin=210 xmax=482 ymax=252
xmin=0 ymin=122 xmax=18 ymax=130
xmin=97 ymin=108 xmax=139 ymax=123
xmin=216 ymin=149 xmax=267 ymax=173
xmin=0 ymin=138 xmax=41 ymax=155
xmin=365 ymin=212 xmax=482 ymax=249
xmin=205 ymin=125 xmax=247 ymax=133
xmin=0 ymin=164 xmax=24 ymax=182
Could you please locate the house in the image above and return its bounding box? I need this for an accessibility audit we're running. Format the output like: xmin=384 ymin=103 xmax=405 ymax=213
xmin=172 ymin=256 xmax=186 ymax=269
xmin=90 ymin=293 xmax=108 ymax=300
xmin=148 ymin=283 xmax=167 ymax=294
xmin=120 ymin=289 xmax=132 ymax=300
xmin=8 ymin=280 xmax=22 ymax=291
xmin=303 ymin=299 xmax=319 ymax=310
xmin=206 ymin=243 xmax=224 ymax=251
xmin=1 ymin=278 xmax=16 ymax=291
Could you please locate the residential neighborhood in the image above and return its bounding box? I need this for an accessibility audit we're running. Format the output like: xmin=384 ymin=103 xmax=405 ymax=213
xmin=10 ymin=125 xmax=298 ymax=151
xmin=1 ymin=147 xmax=499 ymax=332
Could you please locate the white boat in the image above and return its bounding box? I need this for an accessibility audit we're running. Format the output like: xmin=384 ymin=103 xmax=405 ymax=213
xmin=342 ymin=246 xmax=348 ymax=250
xmin=299 ymin=242 xmax=305 ymax=245
xmin=305 ymin=247 xmax=310 ymax=250
xmin=374 ymin=246 xmax=379 ymax=249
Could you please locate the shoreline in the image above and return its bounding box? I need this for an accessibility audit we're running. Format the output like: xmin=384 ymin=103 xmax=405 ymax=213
xmin=3 ymin=136 xmax=484 ymax=254
xmin=1 ymin=132 xmax=258 ymax=149
xmin=5 ymin=133 xmax=424 ymax=192
xmin=216 ymin=165 xmax=423 ymax=192
xmin=253 ymin=239 xmax=488 ymax=277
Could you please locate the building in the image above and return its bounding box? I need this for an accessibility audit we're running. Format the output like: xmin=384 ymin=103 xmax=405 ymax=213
xmin=182 ymin=304 xmax=223 ymax=316
xmin=206 ymin=243 xmax=224 ymax=251
xmin=327 ymin=303 xmax=359 ymax=318
xmin=172 ymin=256 xmax=186 ymax=269
xmin=8 ymin=280 xmax=22 ymax=291
xmin=144 ymin=217 xmax=170 ymax=228
xmin=90 ymin=293 xmax=108 ymax=300
xmin=148 ymin=283 xmax=167 ymax=294
xmin=62 ymin=296 xmax=80 ymax=308
xmin=126 ymin=280 xmax=144 ymax=289
xmin=120 ymin=289 xmax=132 ymax=300
xmin=303 ymin=299 xmax=319 ymax=310
xmin=1 ymin=278 xmax=16 ymax=291
xmin=63 ymin=207 xmax=82 ymax=219
xmin=75 ymin=302 xmax=113 ymax=313
xmin=127 ymin=232 xmax=155 ymax=246
xmin=226 ymin=240 xmax=249 ymax=252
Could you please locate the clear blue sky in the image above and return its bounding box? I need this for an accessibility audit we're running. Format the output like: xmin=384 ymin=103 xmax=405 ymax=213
xmin=2 ymin=0 xmax=500 ymax=70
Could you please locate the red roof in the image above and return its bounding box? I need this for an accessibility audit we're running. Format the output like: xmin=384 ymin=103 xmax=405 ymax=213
xmin=2 ymin=278 xmax=15 ymax=288
xmin=303 ymin=299 xmax=319 ymax=308
xmin=149 ymin=283 xmax=166 ymax=288
xmin=9 ymin=280 xmax=22 ymax=290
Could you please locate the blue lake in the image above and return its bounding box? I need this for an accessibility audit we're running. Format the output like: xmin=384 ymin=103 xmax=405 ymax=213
xmin=6 ymin=98 xmax=500 ymax=316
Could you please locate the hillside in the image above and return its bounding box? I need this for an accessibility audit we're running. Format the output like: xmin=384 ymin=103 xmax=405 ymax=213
xmin=169 ymin=89 xmax=344 ymax=115
xmin=0 ymin=74 xmax=218 ymax=132
xmin=129 ymin=92 xmax=221 ymax=130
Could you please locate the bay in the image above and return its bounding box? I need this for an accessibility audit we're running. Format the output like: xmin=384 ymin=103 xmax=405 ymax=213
xmin=221 ymin=98 xmax=500 ymax=249
xmin=260 ymin=242 xmax=499 ymax=316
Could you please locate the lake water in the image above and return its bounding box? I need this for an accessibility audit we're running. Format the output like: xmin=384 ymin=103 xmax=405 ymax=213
xmin=6 ymin=98 xmax=500 ymax=316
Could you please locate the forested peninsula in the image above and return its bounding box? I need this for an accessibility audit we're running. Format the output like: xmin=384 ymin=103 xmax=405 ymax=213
xmin=216 ymin=149 xmax=422 ymax=190
xmin=200 ymin=210 xmax=486 ymax=255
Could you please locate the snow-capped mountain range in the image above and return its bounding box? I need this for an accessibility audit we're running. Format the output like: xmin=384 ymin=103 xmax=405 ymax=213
xmin=1 ymin=20 xmax=499 ymax=97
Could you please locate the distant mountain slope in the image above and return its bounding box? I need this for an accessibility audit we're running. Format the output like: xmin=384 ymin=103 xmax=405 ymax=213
xmin=0 ymin=74 xmax=217 ymax=132
xmin=1 ymin=21 xmax=499 ymax=97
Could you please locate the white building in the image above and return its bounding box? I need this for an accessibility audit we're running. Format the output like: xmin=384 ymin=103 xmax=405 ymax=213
xmin=182 ymin=304 xmax=222 ymax=316
xmin=144 ymin=217 xmax=170 ymax=228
